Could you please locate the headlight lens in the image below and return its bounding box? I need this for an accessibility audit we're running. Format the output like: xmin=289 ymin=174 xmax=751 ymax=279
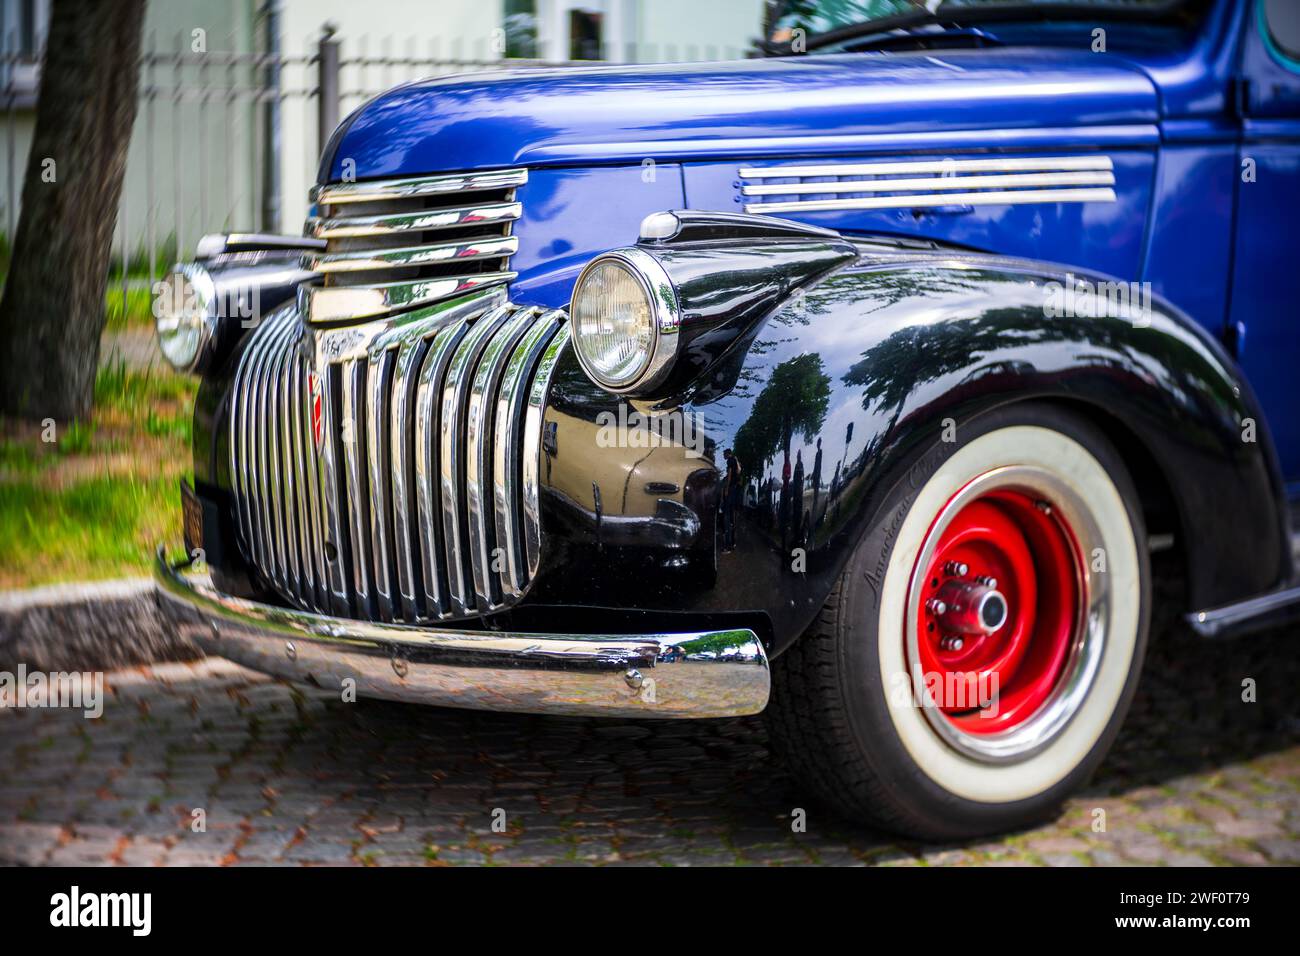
xmin=571 ymin=259 xmax=654 ymax=389
xmin=154 ymin=265 xmax=214 ymax=372
xmin=571 ymin=250 xmax=679 ymax=392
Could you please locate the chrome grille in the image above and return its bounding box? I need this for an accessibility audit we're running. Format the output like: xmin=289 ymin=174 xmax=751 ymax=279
xmin=303 ymin=168 xmax=526 ymax=324
xmin=229 ymin=287 xmax=568 ymax=622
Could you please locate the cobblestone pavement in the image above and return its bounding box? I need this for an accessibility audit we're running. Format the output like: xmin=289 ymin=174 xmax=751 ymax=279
xmin=2 ymin=620 xmax=1298 ymax=866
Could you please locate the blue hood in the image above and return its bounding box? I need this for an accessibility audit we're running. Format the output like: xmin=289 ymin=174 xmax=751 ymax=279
xmin=319 ymin=47 xmax=1157 ymax=182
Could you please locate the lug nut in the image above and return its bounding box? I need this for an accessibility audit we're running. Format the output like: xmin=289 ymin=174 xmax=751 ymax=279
xmin=975 ymin=575 xmax=998 ymax=589
xmin=926 ymin=598 xmax=948 ymax=615
xmin=943 ymin=561 xmax=969 ymax=577
xmin=940 ymin=636 xmax=965 ymax=652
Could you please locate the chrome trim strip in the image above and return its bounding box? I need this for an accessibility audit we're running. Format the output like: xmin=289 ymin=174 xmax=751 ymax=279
xmin=522 ymin=326 xmax=570 ymax=580
xmin=746 ymin=187 xmax=1118 ymax=214
xmin=741 ymin=170 xmax=1115 ymax=197
xmin=1187 ymin=586 xmax=1300 ymax=639
xmin=306 ymin=235 xmax=518 ymax=274
xmin=738 ymin=155 xmax=1114 ymax=179
xmin=493 ymin=312 xmax=562 ymax=596
xmin=465 ymin=307 xmax=537 ymax=610
xmin=306 ymin=201 xmax=522 ymax=239
xmin=157 ymin=550 xmax=770 ymax=719
xmin=304 ymin=271 xmax=518 ymax=324
xmin=311 ymin=168 xmax=528 ymax=206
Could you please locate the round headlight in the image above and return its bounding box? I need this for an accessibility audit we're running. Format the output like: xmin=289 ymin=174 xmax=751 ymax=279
xmin=154 ymin=264 xmax=215 ymax=372
xmin=571 ymin=249 xmax=679 ymax=393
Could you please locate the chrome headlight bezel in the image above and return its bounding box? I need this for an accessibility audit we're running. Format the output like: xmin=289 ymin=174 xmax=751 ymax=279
xmin=154 ymin=262 xmax=218 ymax=373
xmin=570 ymin=247 xmax=680 ymax=394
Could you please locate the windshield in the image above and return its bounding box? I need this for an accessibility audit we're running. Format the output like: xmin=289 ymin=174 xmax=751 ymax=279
xmin=768 ymin=0 xmax=1192 ymax=45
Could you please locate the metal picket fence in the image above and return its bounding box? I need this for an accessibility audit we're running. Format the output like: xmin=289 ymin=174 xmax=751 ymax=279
xmin=2 ymin=21 xmax=750 ymax=308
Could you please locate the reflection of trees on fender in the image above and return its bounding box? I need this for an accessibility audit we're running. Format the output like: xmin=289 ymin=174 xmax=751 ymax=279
xmin=733 ymin=352 xmax=831 ymax=483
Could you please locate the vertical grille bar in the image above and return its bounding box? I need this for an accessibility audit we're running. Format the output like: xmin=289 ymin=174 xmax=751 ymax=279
xmin=317 ymin=360 xmax=352 ymax=616
xmin=492 ymin=311 xmax=563 ymax=597
xmin=272 ymin=339 xmax=302 ymax=597
xmin=465 ymin=307 xmax=537 ymax=610
xmin=340 ymin=359 xmax=373 ymax=613
xmin=242 ymin=313 xmax=276 ymax=574
xmin=438 ymin=305 xmax=516 ymax=616
xmin=287 ymin=350 xmax=315 ymax=603
xmin=366 ymin=348 xmax=397 ymax=619
xmin=415 ymin=322 xmax=468 ymax=617
xmin=521 ymin=326 xmax=570 ymax=581
xmin=390 ymin=334 xmax=432 ymax=621
xmin=299 ymin=352 xmax=330 ymax=610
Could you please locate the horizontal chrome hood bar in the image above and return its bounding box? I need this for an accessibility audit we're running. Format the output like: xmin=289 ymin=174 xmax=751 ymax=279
xmin=739 ymin=155 xmax=1114 ymax=179
xmin=742 ymin=170 xmax=1115 ymax=197
xmin=306 ymin=201 xmax=523 ymax=239
xmin=748 ymin=187 xmax=1117 ymax=214
xmin=305 ymin=235 xmax=519 ymax=273
xmin=311 ymin=168 xmax=529 ymax=206
xmin=303 ymin=271 xmax=519 ymax=324
xmin=154 ymin=549 xmax=771 ymax=719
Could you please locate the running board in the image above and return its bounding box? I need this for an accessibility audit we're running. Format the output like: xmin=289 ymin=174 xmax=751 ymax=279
xmin=1187 ymin=586 xmax=1300 ymax=639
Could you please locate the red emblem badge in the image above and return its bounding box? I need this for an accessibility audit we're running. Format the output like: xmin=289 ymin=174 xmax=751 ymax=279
xmin=308 ymin=372 xmax=324 ymax=452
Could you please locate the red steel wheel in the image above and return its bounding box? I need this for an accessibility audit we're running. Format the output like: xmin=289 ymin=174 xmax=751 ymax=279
xmin=914 ymin=488 xmax=1080 ymax=736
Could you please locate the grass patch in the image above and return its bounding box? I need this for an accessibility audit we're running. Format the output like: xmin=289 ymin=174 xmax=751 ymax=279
xmin=0 ymin=474 xmax=182 ymax=586
xmin=104 ymin=284 xmax=158 ymax=331
xmin=0 ymin=352 xmax=196 ymax=588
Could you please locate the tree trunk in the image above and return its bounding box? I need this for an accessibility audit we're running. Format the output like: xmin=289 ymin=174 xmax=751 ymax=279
xmin=0 ymin=0 xmax=146 ymax=422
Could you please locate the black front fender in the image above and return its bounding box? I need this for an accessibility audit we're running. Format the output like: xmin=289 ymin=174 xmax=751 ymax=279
xmin=529 ymin=246 xmax=1289 ymax=655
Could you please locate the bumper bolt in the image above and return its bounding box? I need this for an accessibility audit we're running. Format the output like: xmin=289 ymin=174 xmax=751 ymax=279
xmin=392 ymin=657 xmax=409 ymax=678
xmin=624 ymin=668 xmax=644 ymax=690
xmin=285 ymin=641 xmax=297 ymax=661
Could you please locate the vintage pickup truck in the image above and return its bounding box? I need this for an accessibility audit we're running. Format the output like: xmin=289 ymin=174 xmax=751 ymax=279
xmin=152 ymin=0 xmax=1300 ymax=839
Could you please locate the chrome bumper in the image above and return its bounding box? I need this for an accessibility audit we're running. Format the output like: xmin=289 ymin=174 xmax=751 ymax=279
xmin=153 ymin=549 xmax=769 ymax=718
